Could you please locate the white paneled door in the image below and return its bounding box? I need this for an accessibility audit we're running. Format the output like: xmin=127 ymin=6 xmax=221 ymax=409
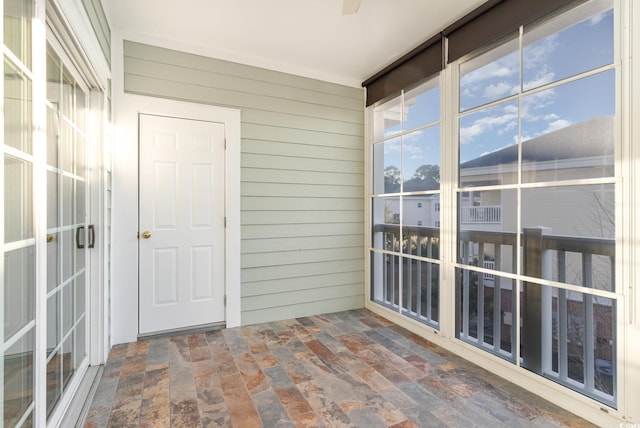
xmin=139 ymin=114 xmax=226 ymax=334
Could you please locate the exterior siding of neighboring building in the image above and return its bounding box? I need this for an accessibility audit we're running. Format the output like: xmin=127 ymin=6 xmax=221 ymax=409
xmin=122 ymin=41 xmax=365 ymax=324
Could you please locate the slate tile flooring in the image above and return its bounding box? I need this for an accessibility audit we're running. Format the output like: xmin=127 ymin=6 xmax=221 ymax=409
xmin=85 ymin=309 xmax=595 ymax=427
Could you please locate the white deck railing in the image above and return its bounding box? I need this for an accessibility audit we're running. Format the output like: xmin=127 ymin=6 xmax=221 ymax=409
xmin=372 ymin=223 xmax=616 ymax=407
xmin=460 ymin=206 xmax=501 ymax=224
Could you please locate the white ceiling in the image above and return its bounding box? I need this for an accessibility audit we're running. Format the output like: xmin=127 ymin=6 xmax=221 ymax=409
xmin=107 ymin=0 xmax=488 ymax=88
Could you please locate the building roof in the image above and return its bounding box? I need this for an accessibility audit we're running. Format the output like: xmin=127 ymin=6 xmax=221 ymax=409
xmin=460 ymin=116 xmax=613 ymax=169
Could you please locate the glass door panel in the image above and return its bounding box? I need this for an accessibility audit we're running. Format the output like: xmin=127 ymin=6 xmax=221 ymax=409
xmin=4 ymin=58 xmax=32 ymax=154
xmin=45 ymin=43 xmax=88 ymax=419
xmin=3 ymin=2 xmax=99 ymax=424
xmin=3 ymin=3 xmax=35 ymax=418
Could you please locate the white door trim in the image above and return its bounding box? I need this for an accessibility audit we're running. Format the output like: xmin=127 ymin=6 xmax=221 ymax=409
xmin=112 ymin=94 xmax=241 ymax=343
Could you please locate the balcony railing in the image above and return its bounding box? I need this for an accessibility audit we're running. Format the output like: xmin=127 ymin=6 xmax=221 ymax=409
xmin=372 ymin=223 xmax=439 ymax=328
xmin=372 ymin=223 xmax=616 ymax=407
xmin=458 ymin=227 xmax=616 ymax=406
xmin=460 ymin=205 xmax=501 ymax=224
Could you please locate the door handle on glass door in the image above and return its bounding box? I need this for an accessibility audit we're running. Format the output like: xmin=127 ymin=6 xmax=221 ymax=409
xmin=88 ymin=224 xmax=95 ymax=248
xmin=76 ymin=226 xmax=85 ymax=249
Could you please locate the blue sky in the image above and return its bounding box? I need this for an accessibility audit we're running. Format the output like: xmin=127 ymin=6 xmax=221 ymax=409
xmin=458 ymin=7 xmax=614 ymax=163
xmin=379 ymin=5 xmax=614 ymax=178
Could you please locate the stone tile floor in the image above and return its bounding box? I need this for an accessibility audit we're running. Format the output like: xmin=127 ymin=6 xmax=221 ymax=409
xmin=85 ymin=309 xmax=595 ymax=427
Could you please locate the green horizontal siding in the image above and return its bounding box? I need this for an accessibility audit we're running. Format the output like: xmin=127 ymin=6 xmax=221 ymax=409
xmin=241 ymin=197 xmax=363 ymax=211
xmin=242 ymin=259 xmax=365 ymax=283
xmin=242 ymin=296 xmax=364 ymax=326
xmin=241 ymin=235 xmax=363 ymax=254
xmin=124 ymin=40 xmax=365 ymax=325
xmin=242 ymin=222 xmax=363 ymax=240
xmin=124 ymin=41 xmax=362 ymax=99
xmin=242 ymin=271 xmax=364 ymax=296
xmin=82 ymin=0 xmax=110 ymax=65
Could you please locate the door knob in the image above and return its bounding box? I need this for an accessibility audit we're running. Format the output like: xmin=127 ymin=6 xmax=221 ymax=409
xmin=141 ymin=231 xmax=152 ymax=239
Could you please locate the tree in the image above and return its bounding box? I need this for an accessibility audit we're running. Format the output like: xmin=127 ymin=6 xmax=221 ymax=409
xmin=404 ymin=164 xmax=440 ymax=192
xmin=384 ymin=165 xmax=401 ymax=193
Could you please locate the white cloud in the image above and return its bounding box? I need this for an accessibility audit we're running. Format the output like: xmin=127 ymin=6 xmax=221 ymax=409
xmin=483 ymin=82 xmax=512 ymax=99
xmin=461 ymin=59 xmax=518 ymax=87
xmin=523 ymin=72 xmax=555 ymax=91
xmin=521 ymin=118 xmax=573 ymax=142
xmin=460 ymin=112 xmax=517 ymax=145
xmin=383 ymin=141 xmax=401 ymax=154
xmin=504 ymin=104 xmax=519 ymax=114
xmin=589 ymin=11 xmax=609 ymax=26
xmin=521 ymin=88 xmax=557 ymax=121
xmin=545 ymin=119 xmax=572 ymax=133
xmin=402 ymin=144 xmax=422 ymax=154
xmin=404 ymin=130 xmax=423 ymax=142
xmin=523 ymin=36 xmax=557 ymax=71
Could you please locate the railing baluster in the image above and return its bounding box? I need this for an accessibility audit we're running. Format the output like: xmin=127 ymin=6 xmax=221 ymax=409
xmin=558 ymin=251 xmax=568 ymax=382
xmin=583 ymin=253 xmax=595 ymax=392
xmin=511 ymin=244 xmax=517 ymax=359
xmin=478 ymin=242 xmax=485 ymax=343
xmin=389 ymin=232 xmax=393 ymax=305
xmin=463 ymin=241 xmax=470 ymax=337
xmin=406 ymin=253 xmax=412 ymax=313
xmin=426 ymin=237 xmax=432 ymax=321
xmin=383 ymin=232 xmax=388 ymax=304
xmin=494 ymin=247 xmax=501 ymax=353
xmin=416 ymin=235 xmax=422 ymax=317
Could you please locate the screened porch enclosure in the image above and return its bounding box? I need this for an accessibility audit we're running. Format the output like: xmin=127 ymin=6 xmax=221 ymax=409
xmin=368 ymin=0 xmax=619 ymax=413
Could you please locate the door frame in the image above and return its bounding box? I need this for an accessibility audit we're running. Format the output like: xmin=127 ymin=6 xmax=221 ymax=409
xmin=138 ymin=114 xmax=228 ymax=334
xmin=112 ymin=94 xmax=241 ymax=343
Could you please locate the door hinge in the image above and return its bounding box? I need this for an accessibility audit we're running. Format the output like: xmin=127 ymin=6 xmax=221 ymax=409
xmin=224 ymin=217 xmax=227 ymax=228
xmin=224 ymin=294 xmax=227 ymax=306
xmin=224 ymin=138 xmax=227 ymax=149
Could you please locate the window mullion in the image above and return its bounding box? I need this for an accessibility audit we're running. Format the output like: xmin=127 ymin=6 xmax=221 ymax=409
xmin=440 ymin=54 xmax=458 ymax=340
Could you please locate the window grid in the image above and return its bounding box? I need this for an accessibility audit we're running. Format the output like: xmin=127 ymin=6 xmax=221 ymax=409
xmin=370 ymin=77 xmax=442 ymax=329
xmin=455 ymin=0 xmax=617 ymax=407
xmin=369 ymin=0 xmax=619 ymax=410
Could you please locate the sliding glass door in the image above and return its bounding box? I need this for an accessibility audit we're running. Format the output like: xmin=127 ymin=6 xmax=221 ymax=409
xmin=45 ymin=44 xmax=89 ymax=418
xmin=1 ymin=0 xmax=104 ymax=424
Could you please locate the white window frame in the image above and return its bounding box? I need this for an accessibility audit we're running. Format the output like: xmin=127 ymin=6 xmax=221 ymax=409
xmin=366 ymin=0 xmax=635 ymax=425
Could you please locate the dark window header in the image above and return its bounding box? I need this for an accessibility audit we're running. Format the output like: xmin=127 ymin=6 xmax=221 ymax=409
xmin=363 ymin=0 xmax=582 ymax=106
xmin=362 ymin=35 xmax=443 ymax=107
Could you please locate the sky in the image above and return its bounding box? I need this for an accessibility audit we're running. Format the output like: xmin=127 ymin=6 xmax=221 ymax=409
xmin=376 ymin=5 xmax=614 ymax=182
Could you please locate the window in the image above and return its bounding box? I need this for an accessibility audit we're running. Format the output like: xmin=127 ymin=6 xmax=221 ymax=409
xmin=370 ymin=77 xmax=441 ymax=328
xmin=456 ymin=0 xmax=616 ymax=406
xmin=368 ymin=0 xmax=619 ymax=409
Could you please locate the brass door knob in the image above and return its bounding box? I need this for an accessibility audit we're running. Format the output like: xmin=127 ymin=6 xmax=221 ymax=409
xmin=141 ymin=231 xmax=152 ymax=239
